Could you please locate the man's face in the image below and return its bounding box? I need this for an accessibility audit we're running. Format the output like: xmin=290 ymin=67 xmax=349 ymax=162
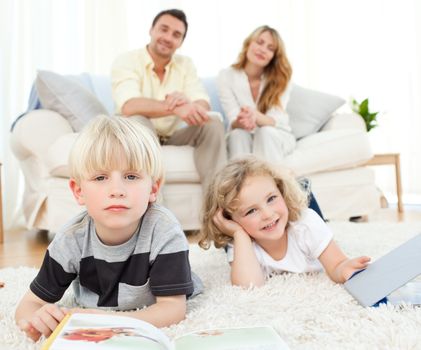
xmin=149 ymin=14 xmax=186 ymax=59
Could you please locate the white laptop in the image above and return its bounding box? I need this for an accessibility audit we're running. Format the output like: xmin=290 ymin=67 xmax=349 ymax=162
xmin=344 ymin=233 xmax=421 ymax=307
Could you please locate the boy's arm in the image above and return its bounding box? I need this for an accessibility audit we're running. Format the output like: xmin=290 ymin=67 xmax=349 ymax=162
xmin=15 ymin=290 xmax=68 ymax=341
xmin=71 ymin=295 xmax=187 ymax=328
xmin=319 ymin=240 xmax=371 ymax=283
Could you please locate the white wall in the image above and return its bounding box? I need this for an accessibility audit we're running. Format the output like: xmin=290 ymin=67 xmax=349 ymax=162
xmin=1 ymin=0 xmax=421 ymax=227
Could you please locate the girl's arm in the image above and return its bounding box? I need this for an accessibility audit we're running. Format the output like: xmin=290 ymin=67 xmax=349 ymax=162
xmin=72 ymin=295 xmax=186 ymax=328
xmin=318 ymin=240 xmax=371 ymax=283
xmin=213 ymin=210 xmax=265 ymax=287
xmin=230 ymin=229 xmax=266 ymax=287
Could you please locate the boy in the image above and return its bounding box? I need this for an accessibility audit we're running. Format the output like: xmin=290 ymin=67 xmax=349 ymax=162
xmin=15 ymin=115 xmax=201 ymax=341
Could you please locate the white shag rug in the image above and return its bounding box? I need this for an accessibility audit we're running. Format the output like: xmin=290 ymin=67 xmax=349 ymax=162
xmin=2 ymin=221 xmax=421 ymax=350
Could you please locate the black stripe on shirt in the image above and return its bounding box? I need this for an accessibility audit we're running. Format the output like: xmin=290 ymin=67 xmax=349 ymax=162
xmin=149 ymin=251 xmax=194 ymax=296
xmin=79 ymin=251 xmax=192 ymax=306
xmin=79 ymin=252 xmax=150 ymax=307
xmin=30 ymin=250 xmax=77 ymax=303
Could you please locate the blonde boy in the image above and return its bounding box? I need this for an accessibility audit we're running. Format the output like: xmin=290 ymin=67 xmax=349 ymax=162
xmin=15 ymin=115 xmax=200 ymax=341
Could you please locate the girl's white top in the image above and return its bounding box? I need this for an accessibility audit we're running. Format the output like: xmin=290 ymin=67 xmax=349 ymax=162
xmin=226 ymin=208 xmax=333 ymax=277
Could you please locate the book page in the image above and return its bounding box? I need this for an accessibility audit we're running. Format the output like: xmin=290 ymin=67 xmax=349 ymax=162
xmin=43 ymin=313 xmax=173 ymax=350
xmin=173 ymin=326 xmax=289 ymax=350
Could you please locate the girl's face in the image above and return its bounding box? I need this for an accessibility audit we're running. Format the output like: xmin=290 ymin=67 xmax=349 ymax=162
xmin=231 ymin=175 xmax=289 ymax=245
xmin=246 ymin=31 xmax=276 ymax=68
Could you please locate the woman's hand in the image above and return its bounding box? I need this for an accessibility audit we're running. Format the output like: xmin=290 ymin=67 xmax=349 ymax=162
xmin=235 ymin=107 xmax=256 ymax=131
xmin=213 ymin=209 xmax=245 ymax=238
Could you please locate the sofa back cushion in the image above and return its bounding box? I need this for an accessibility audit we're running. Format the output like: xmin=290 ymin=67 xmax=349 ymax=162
xmin=25 ymin=73 xmax=345 ymax=140
xmin=287 ymin=84 xmax=345 ymax=139
xmin=36 ymin=70 xmax=109 ymax=131
xmin=29 ymin=72 xmax=228 ymax=131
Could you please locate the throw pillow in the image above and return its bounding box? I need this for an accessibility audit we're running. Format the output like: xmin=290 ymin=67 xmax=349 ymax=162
xmin=287 ymin=84 xmax=345 ymax=139
xmin=36 ymin=70 xmax=109 ymax=131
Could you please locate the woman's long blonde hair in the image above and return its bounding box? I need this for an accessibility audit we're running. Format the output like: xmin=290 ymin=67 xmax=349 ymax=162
xmin=199 ymin=156 xmax=308 ymax=250
xmin=232 ymin=25 xmax=292 ymax=114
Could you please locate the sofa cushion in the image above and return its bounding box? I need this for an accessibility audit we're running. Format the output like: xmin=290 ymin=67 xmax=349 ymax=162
xmin=46 ymin=141 xmax=201 ymax=183
xmin=47 ymin=133 xmax=78 ymax=177
xmin=162 ymin=145 xmax=200 ymax=183
xmin=284 ymin=129 xmax=372 ymax=176
xmin=309 ymin=167 xmax=379 ymax=219
xmin=201 ymin=77 xmax=228 ymax=128
xmin=36 ymin=70 xmax=109 ymax=131
xmin=287 ymin=85 xmax=345 ymax=139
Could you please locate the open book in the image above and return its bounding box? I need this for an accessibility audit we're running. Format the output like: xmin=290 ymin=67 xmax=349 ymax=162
xmin=42 ymin=313 xmax=289 ymax=350
xmin=344 ymin=233 xmax=421 ymax=307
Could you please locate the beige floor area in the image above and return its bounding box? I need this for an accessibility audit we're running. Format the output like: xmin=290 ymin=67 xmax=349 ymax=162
xmin=0 ymin=206 xmax=420 ymax=269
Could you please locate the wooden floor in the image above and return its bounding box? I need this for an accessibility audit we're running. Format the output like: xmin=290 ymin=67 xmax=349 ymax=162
xmin=1 ymin=206 xmax=420 ymax=269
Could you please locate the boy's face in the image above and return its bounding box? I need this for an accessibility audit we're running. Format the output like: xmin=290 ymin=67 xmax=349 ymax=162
xmin=69 ymin=169 xmax=160 ymax=244
xmin=231 ymin=175 xmax=289 ymax=246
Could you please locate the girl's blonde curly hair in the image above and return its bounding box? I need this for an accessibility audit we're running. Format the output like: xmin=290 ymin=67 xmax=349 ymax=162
xmin=199 ymin=156 xmax=308 ymax=249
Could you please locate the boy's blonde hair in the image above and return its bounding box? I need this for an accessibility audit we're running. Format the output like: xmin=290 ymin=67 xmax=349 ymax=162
xmin=199 ymin=156 xmax=308 ymax=249
xmin=69 ymin=115 xmax=164 ymax=184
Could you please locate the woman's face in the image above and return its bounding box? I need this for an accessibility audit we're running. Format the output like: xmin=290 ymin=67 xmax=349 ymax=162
xmin=246 ymin=31 xmax=276 ymax=68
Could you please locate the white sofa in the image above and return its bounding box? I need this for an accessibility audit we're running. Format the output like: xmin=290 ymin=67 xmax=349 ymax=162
xmin=10 ymin=74 xmax=380 ymax=233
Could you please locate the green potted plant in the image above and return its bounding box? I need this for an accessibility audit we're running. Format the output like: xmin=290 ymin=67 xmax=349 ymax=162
xmin=350 ymin=98 xmax=379 ymax=132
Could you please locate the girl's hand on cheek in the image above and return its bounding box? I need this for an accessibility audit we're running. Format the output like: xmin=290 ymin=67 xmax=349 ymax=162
xmin=213 ymin=209 xmax=244 ymax=238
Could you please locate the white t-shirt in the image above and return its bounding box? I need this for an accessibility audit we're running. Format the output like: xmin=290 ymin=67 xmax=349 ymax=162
xmin=226 ymin=208 xmax=333 ymax=278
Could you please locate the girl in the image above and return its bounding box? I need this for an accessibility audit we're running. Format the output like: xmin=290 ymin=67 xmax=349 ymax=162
xmin=217 ymin=25 xmax=295 ymax=164
xmin=199 ymin=157 xmax=370 ymax=287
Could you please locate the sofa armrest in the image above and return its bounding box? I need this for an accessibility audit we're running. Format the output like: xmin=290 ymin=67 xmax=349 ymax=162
xmin=320 ymin=112 xmax=366 ymax=132
xmin=46 ymin=133 xmax=78 ymax=177
xmin=10 ymin=109 xmax=74 ymax=162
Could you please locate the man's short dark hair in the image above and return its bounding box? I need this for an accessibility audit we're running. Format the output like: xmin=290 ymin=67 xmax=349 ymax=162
xmin=152 ymin=9 xmax=188 ymax=39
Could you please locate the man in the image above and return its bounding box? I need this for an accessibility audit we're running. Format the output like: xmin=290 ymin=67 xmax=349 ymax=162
xmin=111 ymin=9 xmax=226 ymax=189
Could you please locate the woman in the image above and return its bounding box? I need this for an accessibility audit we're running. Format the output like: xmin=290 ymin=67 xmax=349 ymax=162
xmin=217 ymin=26 xmax=324 ymax=220
xmin=217 ymin=25 xmax=295 ymax=164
